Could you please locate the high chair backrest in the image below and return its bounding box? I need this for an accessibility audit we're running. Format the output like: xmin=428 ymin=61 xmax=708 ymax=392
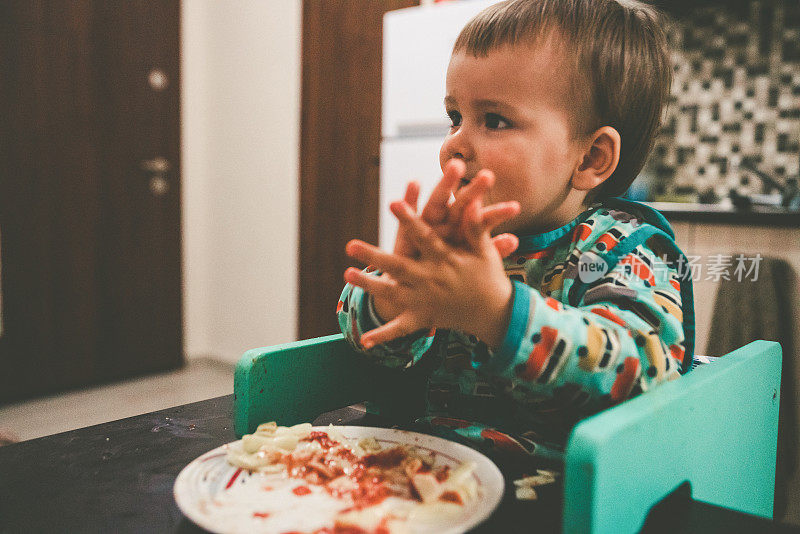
xmin=562 ymin=339 xmax=781 ymax=533
xmin=234 ymin=336 xmax=781 ymax=533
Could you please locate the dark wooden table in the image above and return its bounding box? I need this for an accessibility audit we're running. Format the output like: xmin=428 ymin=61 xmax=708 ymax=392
xmin=0 ymin=394 xmax=797 ymax=533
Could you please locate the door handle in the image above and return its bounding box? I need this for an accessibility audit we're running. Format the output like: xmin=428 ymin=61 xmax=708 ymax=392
xmin=140 ymin=157 xmax=171 ymax=196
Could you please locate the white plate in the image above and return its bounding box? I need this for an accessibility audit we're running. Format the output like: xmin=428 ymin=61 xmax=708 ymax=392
xmin=174 ymin=426 xmax=504 ymax=534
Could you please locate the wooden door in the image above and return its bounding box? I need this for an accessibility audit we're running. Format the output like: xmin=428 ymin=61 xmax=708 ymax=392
xmin=299 ymin=0 xmax=419 ymax=339
xmin=0 ymin=0 xmax=183 ymax=402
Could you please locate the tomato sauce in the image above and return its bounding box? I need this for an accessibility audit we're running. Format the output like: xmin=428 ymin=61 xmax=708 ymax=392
xmin=303 ymin=431 xmax=341 ymax=450
xmin=435 ymin=464 xmax=450 ymax=482
xmin=272 ymin=431 xmax=462 ymax=533
xmin=439 ymin=491 xmax=463 ymax=505
xmin=292 ymin=485 xmax=312 ymax=496
xmin=362 ymin=447 xmax=405 ymax=468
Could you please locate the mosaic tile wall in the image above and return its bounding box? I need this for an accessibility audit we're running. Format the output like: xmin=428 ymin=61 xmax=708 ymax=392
xmin=639 ymin=0 xmax=800 ymax=205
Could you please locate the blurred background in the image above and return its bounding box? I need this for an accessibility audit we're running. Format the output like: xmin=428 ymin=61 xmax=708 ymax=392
xmin=639 ymin=0 xmax=800 ymax=206
xmin=0 ymin=0 xmax=798 ymax=524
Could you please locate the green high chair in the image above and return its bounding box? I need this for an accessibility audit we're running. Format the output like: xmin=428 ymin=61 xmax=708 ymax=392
xmin=233 ymin=335 xmax=781 ymax=534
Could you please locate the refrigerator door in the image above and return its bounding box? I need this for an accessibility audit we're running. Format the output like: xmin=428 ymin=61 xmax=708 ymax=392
xmin=379 ymin=137 xmax=447 ymax=250
xmin=382 ymin=0 xmax=499 ymax=139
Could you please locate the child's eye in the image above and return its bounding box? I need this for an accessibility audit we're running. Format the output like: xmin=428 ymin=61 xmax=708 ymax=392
xmin=485 ymin=113 xmax=510 ymax=130
xmin=447 ymin=110 xmax=462 ymax=128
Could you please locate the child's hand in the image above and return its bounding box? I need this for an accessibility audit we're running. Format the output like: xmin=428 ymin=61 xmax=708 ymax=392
xmin=394 ymin=160 xmax=520 ymax=258
xmin=345 ymin=191 xmax=514 ymax=350
xmin=376 ymin=163 xmax=520 ymax=323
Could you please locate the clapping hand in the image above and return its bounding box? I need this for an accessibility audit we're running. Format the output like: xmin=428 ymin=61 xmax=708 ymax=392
xmin=345 ymin=162 xmax=520 ymax=349
xmin=393 ymin=159 xmax=520 ymax=259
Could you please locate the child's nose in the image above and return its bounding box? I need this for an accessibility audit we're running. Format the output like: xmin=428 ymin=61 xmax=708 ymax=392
xmin=442 ymin=128 xmax=475 ymax=162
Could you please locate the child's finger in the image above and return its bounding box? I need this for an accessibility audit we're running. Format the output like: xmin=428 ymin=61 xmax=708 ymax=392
xmin=343 ymin=267 xmax=396 ymax=297
xmin=481 ymin=201 xmax=521 ymax=231
xmin=346 ymin=239 xmax=417 ymax=280
xmin=448 ymin=170 xmax=494 ymax=227
xmin=461 ymin=197 xmax=490 ymax=251
xmin=360 ymin=315 xmax=419 ymax=349
xmin=393 ymin=181 xmax=422 ymax=257
xmin=391 ymin=201 xmax=448 ymax=258
xmin=421 ymin=159 xmax=463 ymax=225
xmin=404 ymin=181 xmax=420 ymax=213
xmin=491 ymin=233 xmax=519 ymax=258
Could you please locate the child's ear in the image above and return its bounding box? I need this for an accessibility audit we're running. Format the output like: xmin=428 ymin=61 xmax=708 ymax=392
xmin=572 ymin=126 xmax=621 ymax=192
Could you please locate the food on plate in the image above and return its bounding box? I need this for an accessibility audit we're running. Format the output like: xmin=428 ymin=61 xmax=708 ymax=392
xmin=224 ymin=422 xmax=479 ymax=533
xmin=512 ymin=469 xmax=558 ymax=501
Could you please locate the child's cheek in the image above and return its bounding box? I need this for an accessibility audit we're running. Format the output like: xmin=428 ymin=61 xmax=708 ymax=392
xmin=541 ymin=148 xmax=566 ymax=174
xmin=484 ymin=137 xmax=524 ymax=168
xmin=481 ymin=146 xmax=517 ymax=186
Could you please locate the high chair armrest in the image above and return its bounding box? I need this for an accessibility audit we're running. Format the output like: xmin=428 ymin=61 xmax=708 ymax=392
xmin=234 ymin=334 xmax=428 ymax=437
xmin=563 ymin=340 xmax=782 ymax=534
xmin=234 ymin=334 xmax=373 ymax=436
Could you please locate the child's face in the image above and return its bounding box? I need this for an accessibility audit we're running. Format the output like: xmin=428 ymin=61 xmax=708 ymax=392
xmin=440 ymin=39 xmax=590 ymax=235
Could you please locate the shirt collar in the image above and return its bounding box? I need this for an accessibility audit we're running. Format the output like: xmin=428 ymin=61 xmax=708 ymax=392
xmin=513 ymin=205 xmax=599 ymax=253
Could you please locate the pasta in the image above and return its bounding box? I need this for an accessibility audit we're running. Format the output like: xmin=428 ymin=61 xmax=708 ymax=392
xmin=225 ymin=422 xmax=480 ymax=533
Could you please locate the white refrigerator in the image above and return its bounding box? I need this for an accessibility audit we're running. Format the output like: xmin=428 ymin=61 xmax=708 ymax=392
xmin=379 ymin=0 xmax=499 ymax=249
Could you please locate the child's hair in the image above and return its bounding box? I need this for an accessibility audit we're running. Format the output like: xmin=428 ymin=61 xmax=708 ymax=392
xmin=453 ymin=0 xmax=672 ymax=198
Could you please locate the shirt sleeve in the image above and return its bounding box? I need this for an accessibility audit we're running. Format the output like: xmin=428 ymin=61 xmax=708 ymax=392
xmin=480 ymin=238 xmax=686 ymax=411
xmin=337 ymin=269 xmax=436 ymax=369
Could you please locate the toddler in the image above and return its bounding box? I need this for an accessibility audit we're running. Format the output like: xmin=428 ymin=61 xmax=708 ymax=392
xmin=338 ymin=0 xmax=694 ymax=459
